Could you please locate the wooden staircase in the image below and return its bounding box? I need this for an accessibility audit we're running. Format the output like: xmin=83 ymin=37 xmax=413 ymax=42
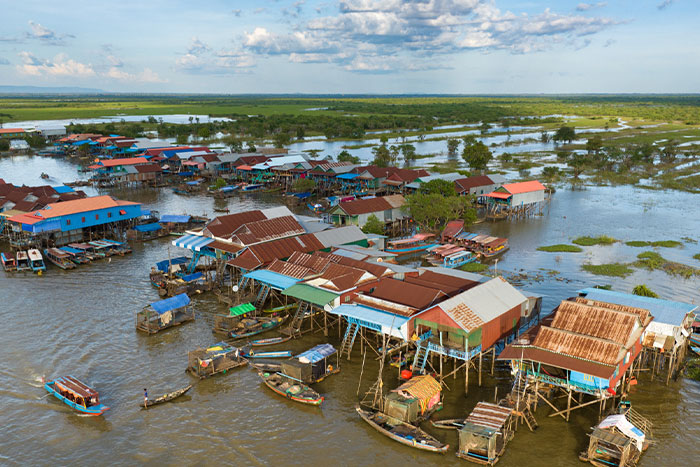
xmin=339 ymin=322 xmax=360 ymax=360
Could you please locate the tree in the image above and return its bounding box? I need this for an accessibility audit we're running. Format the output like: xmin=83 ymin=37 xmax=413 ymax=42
xmin=447 ymin=138 xmax=459 ymax=155
xmin=585 ymin=135 xmax=603 ymax=156
xmin=247 ymin=141 xmax=256 ymax=153
xmin=568 ymin=152 xmax=587 ymax=178
xmin=542 ymin=166 xmax=559 ymax=180
xmin=0 ymin=139 xmax=9 ymax=151
xmin=421 ymin=179 xmax=456 ymax=197
xmin=224 ymin=135 xmax=243 ymax=153
xmin=197 ymin=126 xmax=211 ymax=139
xmin=405 ymin=193 xmax=477 ymax=231
xmin=362 ymin=214 xmax=385 ymax=235
xmin=632 ymin=284 xmax=658 ymax=298
xmin=479 ymin=122 xmax=492 ymax=134
xmin=274 ymin=132 xmax=292 ymax=148
xmin=540 ymin=131 xmax=550 ymax=143
xmin=296 ymin=126 xmax=305 ymax=139
xmin=400 ymin=143 xmax=416 ymax=161
xmin=337 ymin=150 xmax=360 ymax=164
xmin=371 ymin=143 xmax=391 ymax=167
xmin=461 ymin=137 xmax=492 ymax=172
xmin=176 ymin=134 xmax=189 ymax=145
xmin=214 ymin=177 xmax=227 ymax=189
xmin=292 ymin=178 xmax=316 ymax=193
xmin=553 ymin=126 xmax=576 ymax=143
xmin=389 ymin=145 xmax=400 ymax=165
xmin=660 ymin=140 xmax=678 ymax=163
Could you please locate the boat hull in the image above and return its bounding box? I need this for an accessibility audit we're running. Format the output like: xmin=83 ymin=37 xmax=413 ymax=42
xmin=356 ymin=406 xmax=448 ymax=453
xmin=141 ymin=385 xmax=192 ymax=408
xmin=44 ymin=381 xmax=109 ymax=416
xmin=229 ymin=316 xmax=287 ymax=340
xmin=259 ymin=372 xmax=323 ymax=406
xmin=251 ymin=336 xmax=292 ymax=347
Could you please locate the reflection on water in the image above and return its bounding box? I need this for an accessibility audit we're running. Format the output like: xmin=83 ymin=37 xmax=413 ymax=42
xmin=0 ymin=157 xmax=699 ymax=465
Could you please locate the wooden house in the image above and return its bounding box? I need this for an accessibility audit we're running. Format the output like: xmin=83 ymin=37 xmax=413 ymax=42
xmin=329 ymin=195 xmax=406 ymax=228
xmin=136 ymin=293 xmax=195 ymax=334
xmin=456 ymin=402 xmax=515 ymax=465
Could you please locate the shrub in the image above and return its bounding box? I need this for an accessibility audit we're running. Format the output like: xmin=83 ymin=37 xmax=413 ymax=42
xmin=537 ymin=244 xmax=583 ymax=253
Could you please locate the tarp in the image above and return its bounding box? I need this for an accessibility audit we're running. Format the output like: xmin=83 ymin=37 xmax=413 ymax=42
xmin=282 ymin=284 xmax=339 ymax=307
xmin=336 ymin=173 xmax=359 ymax=180
xmin=296 ymin=343 xmax=336 ymax=364
xmin=598 ymin=415 xmax=645 ymax=451
xmin=180 ymin=272 xmax=203 ymax=282
xmin=160 ymin=214 xmax=191 ymax=223
xmin=53 ymin=185 xmax=74 ymax=194
xmin=292 ymin=192 xmax=312 ymax=199
xmin=229 ymin=302 xmax=256 ymax=316
xmin=243 ymin=269 xmax=300 ymax=291
xmin=155 ymin=256 xmax=189 ymax=272
xmin=133 ymin=222 xmax=162 ymax=232
xmin=178 ymin=171 xmax=194 ymax=176
xmin=185 ymin=180 xmax=202 ymax=185
xmin=59 ymin=246 xmax=82 ymax=255
xmin=172 ymin=234 xmax=214 ymax=251
xmin=150 ymin=293 xmax=190 ymax=314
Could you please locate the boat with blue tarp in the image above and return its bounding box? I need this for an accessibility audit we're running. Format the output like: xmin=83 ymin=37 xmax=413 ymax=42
xmin=136 ymin=293 xmax=195 ymax=334
xmin=281 ymin=343 xmax=340 ymax=384
xmin=44 ymin=375 xmax=110 ymax=416
xmin=187 ymin=342 xmax=247 ymax=379
xmin=241 ymin=349 xmax=293 ymax=359
xmin=58 ymin=246 xmax=91 ymax=264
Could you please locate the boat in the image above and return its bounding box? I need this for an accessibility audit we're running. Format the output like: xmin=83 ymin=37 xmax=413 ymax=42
xmin=28 ymin=248 xmax=46 ymax=272
xmin=1 ymin=252 xmax=17 ymax=271
xmin=430 ymin=418 xmax=465 ymax=430
xmin=229 ymin=315 xmax=288 ymax=340
xmin=213 ymin=185 xmax=240 ymax=198
xmin=251 ymin=336 xmax=292 ymax=347
xmin=426 ymin=244 xmax=477 ymax=268
xmin=43 ymin=375 xmax=110 ymax=416
xmin=386 ymin=233 xmax=439 ymax=254
xmin=690 ymin=334 xmax=700 ymax=346
xmin=241 ymin=183 xmax=265 ymax=192
xmin=213 ymin=207 xmax=230 ymax=213
xmin=136 ymin=293 xmax=195 ymax=334
xmin=41 ymin=172 xmax=50 ymax=179
xmin=44 ymin=248 xmax=77 ymax=270
xmin=186 ymin=342 xmax=248 ymax=379
xmin=259 ymin=371 xmax=324 ymax=406
xmin=355 ymin=405 xmax=449 ymax=453
xmin=58 ymin=246 xmax=91 ymax=264
xmin=456 ymin=402 xmax=515 ymax=465
xmin=141 ymin=384 xmax=192 ymax=409
xmin=241 ymin=349 xmax=293 ymax=359
xmin=249 ymin=360 xmax=282 ymax=373
xmin=690 ymin=345 xmax=700 ymax=356
xmin=16 ymin=251 xmax=31 ymax=271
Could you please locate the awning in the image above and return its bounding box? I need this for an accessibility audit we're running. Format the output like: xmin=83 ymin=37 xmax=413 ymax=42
xmin=59 ymin=246 xmax=82 ymax=255
xmin=282 ymin=284 xmax=339 ymax=307
xmin=330 ymin=304 xmax=409 ymax=334
xmin=172 ymin=234 xmax=214 ymax=251
xmin=160 ymin=214 xmax=191 ymax=223
xmin=243 ymin=269 xmax=300 ymax=291
xmin=485 ymin=191 xmax=511 ymax=199
xmin=149 ymin=293 xmax=190 ymax=314
xmin=336 ymin=173 xmax=359 ymax=180
xmin=296 ymin=343 xmax=337 ymax=364
xmin=229 ymin=302 xmax=256 ymax=316
xmin=181 ymin=272 xmax=203 ymax=282
xmin=133 ymin=222 xmax=162 ymax=232
xmin=155 ymin=256 xmax=189 ymax=272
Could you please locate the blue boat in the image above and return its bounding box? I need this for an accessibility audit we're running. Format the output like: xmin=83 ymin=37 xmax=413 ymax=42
xmin=241 ymin=349 xmax=293 ymax=359
xmin=690 ymin=334 xmax=700 ymax=346
xmin=27 ymin=249 xmax=46 ymax=272
xmin=241 ymin=183 xmax=265 ymax=192
xmin=44 ymin=376 xmax=110 ymax=416
xmin=386 ymin=233 xmax=439 ymax=254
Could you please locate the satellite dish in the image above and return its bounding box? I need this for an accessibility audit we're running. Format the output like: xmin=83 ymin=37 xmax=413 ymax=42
xmin=323 ymin=304 xmax=333 ymax=312
xmin=232 ymin=285 xmax=239 ymax=292
xmin=376 ymin=258 xmax=383 ymax=263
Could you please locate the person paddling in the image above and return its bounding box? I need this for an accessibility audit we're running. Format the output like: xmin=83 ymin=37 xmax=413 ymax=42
xmin=143 ymin=388 xmax=148 ymax=408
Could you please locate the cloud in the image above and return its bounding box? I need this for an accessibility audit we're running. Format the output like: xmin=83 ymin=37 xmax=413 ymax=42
xmin=576 ymin=2 xmax=607 ymax=11
xmin=17 ymin=51 xmax=95 ymax=77
xmin=176 ymin=38 xmax=255 ymax=73
xmin=0 ymin=57 xmax=9 ymax=65
xmin=105 ymin=67 xmax=166 ymax=83
xmin=603 ymin=38 xmax=616 ymax=47
xmin=107 ymin=55 xmax=124 ymax=67
xmin=231 ymin=9 xmax=242 ymax=17
xmin=657 ymin=0 xmax=675 ymax=10
xmin=25 ymin=21 xmax=74 ymax=45
xmin=237 ymin=1 xmax=622 ymax=72
xmin=187 ymin=37 xmax=211 ymax=56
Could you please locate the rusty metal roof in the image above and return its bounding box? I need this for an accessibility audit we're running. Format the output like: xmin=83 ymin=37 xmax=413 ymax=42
xmin=439 ymin=303 xmax=485 ymax=332
xmin=465 ymin=402 xmax=512 ymax=432
xmin=337 ymin=196 xmax=393 ymax=216
xmin=383 ymin=194 xmax=406 ymax=209
xmin=286 ymin=251 xmax=331 ymax=273
xmin=312 ymin=263 xmax=376 ymax=292
xmin=227 ymin=250 xmax=262 ymax=271
xmin=362 ymin=277 xmax=447 ymax=310
xmin=246 ymin=233 xmax=324 ymax=265
xmin=552 ymin=301 xmax=640 ymax=345
xmin=266 ymin=259 xmax=312 ymax=279
xmin=498 ymin=345 xmax=616 ymax=379
xmin=230 ymin=215 xmax=305 ymax=246
xmin=351 ymin=294 xmax=418 ymax=317
xmin=532 ymin=326 xmax=622 ymax=366
xmin=205 ymin=210 xmax=266 ymax=238
xmin=573 ymin=297 xmax=651 ymax=324
xmin=208 ymin=240 xmax=244 ymax=254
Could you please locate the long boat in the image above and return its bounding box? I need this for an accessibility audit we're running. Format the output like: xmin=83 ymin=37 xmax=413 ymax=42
xmin=44 ymin=376 xmax=110 ymax=416
xmin=241 ymin=349 xmax=293 ymax=359
xmin=28 ymin=249 xmax=47 ymax=272
xmin=690 ymin=334 xmax=700 ymax=346
xmin=16 ymin=251 xmax=31 ymax=271
xmin=241 ymin=183 xmax=265 ymax=192
xmin=44 ymin=248 xmax=77 ymax=270
xmin=430 ymin=418 xmax=466 ymax=430
xmin=1 ymin=252 xmax=17 ymax=271
xmin=259 ymin=371 xmax=324 ymax=406
xmin=229 ymin=315 xmax=288 ymax=340
xmin=386 ymin=233 xmax=439 ymax=254
xmin=58 ymin=246 xmax=91 ymax=264
xmin=355 ymin=405 xmax=449 ymax=453
xmin=141 ymin=384 xmax=192 ymax=409
xmin=251 ymin=336 xmax=292 ymax=347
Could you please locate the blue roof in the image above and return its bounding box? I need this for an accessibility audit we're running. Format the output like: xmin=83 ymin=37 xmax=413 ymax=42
xmin=296 ymin=343 xmax=337 ymax=363
xmin=578 ymin=288 xmax=698 ymax=326
xmin=59 ymin=246 xmax=82 ymax=254
xmin=160 ymin=214 xmax=191 ymax=223
xmin=133 ymin=222 xmax=162 ymax=232
xmin=243 ymin=269 xmax=300 ymax=290
xmin=331 ymin=304 xmax=409 ymax=331
xmin=141 ymin=209 xmax=151 ymax=216
xmin=293 ymin=192 xmax=312 ymax=199
xmin=150 ymin=293 xmax=190 ymax=314
xmin=53 ymin=185 xmax=74 ymax=194
xmin=336 ymin=173 xmax=359 ymax=180
xmin=185 ymin=180 xmax=202 ymax=186
xmin=155 ymin=256 xmax=189 ymax=272
xmin=172 ymin=234 xmax=214 ymax=252
xmin=181 ymin=271 xmax=203 ymax=282
xmin=178 ymin=171 xmax=194 ymax=176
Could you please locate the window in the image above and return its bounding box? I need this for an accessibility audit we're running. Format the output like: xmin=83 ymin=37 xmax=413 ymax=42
xmin=108 ymin=212 xmax=112 ymax=218
xmin=81 ymin=217 xmax=85 ymax=223
xmin=95 ymin=214 xmax=99 ymax=220
xmin=66 ymin=219 xmax=71 ymax=226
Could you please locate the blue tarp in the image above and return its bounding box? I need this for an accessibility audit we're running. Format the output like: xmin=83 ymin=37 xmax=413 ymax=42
xmin=243 ymin=269 xmax=300 ymax=290
xmin=336 ymin=173 xmax=359 ymax=180
xmin=221 ymin=185 xmax=238 ymax=192
xmin=150 ymin=293 xmax=190 ymax=314
xmin=172 ymin=234 xmax=214 ymax=251
xmin=141 ymin=209 xmax=151 ymax=216
xmin=296 ymin=343 xmax=337 ymax=364
xmin=292 ymin=192 xmax=312 ymax=199
xmin=53 ymin=185 xmax=74 ymax=194
xmin=133 ymin=222 xmax=162 ymax=232
xmin=72 ymin=140 xmax=90 ymax=146
xmin=59 ymin=246 xmax=83 ymax=254
xmin=160 ymin=214 xmax=191 ymax=223
xmin=178 ymin=171 xmax=194 ymax=177
xmin=155 ymin=256 xmax=189 ymax=272
xmin=181 ymin=272 xmax=203 ymax=282
xmin=185 ymin=180 xmax=202 ymax=186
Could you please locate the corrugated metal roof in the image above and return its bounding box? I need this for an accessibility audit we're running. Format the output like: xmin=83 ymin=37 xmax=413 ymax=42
xmin=230 ymin=215 xmax=305 ymax=246
xmin=498 ymin=345 xmax=615 ymax=379
xmin=437 ymin=277 xmax=526 ymax=324
xmin=330 ymin=304 xmax=409 ymax=331
xmin=418 ymin=267 xmax=490 ymax=283
xmin=246 ymin=233 xmax=325 ymax=264
xmin=383 ymin=194 xmax=406 ymax=209
xmin=205 ymin=210 xmax=267 ymax=238
xmin=266 ymin=259 xmax=312 ymax=279
xmin=464 ymin=402 xmax=512 ymax=432
xmin=313 ymin=225 xmax=367 ymax=248
xmin=8 ymin=195 xmax=138 ymax=221
xmin=578 ymin=288 xmax=697 ymax=326
xmin=573 ymin=297 xmax=650 ymax=323
xmin=454 ymin=175 xmax=496 ymax=191
xmin=502 ymin=180 xmax=546 ymax=194
xmin=363 ymin=277 xmax=446 ymax=310
xmin=552 ymin=301 xmax=640 ymax=345
xmin=331 ymin=244 xmax=396 ymax=258
xmin=337 ymin=196 xmax=392 ymax=215
xmin=352 ymin=294 xmax=418 ymax=317
xmin=261 ymin=206 xmax=295 ymax=219
xmin=243 ymin=269 xmax=300 ymax=290
xmin=286 ymin=251 xmax=331 ymax=273
xmin=296 ymin=343 xmax=337 ymax=364
xmin=282 ymin=284 xmax=339 ymax=306
xmin=533 ymin=326 xmax=622 ymax=366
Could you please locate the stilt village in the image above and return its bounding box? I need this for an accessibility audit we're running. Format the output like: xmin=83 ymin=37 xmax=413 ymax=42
xmin=3 ymin=131 xmax=699 ymax=466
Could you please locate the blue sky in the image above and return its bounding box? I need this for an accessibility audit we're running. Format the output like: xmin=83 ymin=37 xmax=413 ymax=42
xmin=0 ymin=0 xmax=696 ymax=93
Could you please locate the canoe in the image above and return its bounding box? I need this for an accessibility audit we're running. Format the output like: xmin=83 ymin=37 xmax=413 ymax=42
xmin=249 ymin=360 xmax=282 ymax=373
xmin=690 ymin=334 xmax=700 ymax=346
xmin=250 ymin=336 xmax=292 ymax=347
xmin=44 ymin=376 xmax=109 ymax=416
xmin=430 ymin=418 xmax=466 ymax=430
xmin=356 ymin=405 xmax=449 ymax=454
xmin=241 ymin=349 xmax=293 ymax=359
xmin=229 ymin=315 xmax=288 ymax=340
xmin=690 ymin=346 xmax=700 ymax=357
xmin=259 ymin=371 xmax=324 ymax=406
xmin=141 ymin=384 xmax=192 ymax=408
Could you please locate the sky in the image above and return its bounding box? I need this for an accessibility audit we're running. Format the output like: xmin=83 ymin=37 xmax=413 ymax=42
xmin=0 ymin=0 xmax=697 ymax=94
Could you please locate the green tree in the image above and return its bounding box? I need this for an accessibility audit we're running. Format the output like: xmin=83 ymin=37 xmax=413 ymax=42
xmin=176 ymin=134 xmax=189 ymax=145
xmin=247 ymin=141 xmax=257 ymax=153
xmin=421 ymin=179 xmax=456 ymax=197
xmin=568 ymin=152 xmax=587 ymax=178
xmin=632 ymin=284 xmax=658 ymax=298
xmin=224 ymin=135 xmax=243 ymax=152
xmin=542 ymin=166 xmax=559 ymax=180
xmin=389 ymin=145 xmax=400 ymax=165
xmin=405 ymin=193 xmax=476 ymax=231
xmin=371 ymin=144 xmax=391 ymax=167
xmin=214 ymin=178 xmax=227 ymax=189
xmin=337 ymin=150 xmax=360 ymax=164
xmin=660 ymin=140 xmax=678 ymax=163
xmin=585 ymin=135 xmax=603 ymax=155
xmin=274 ymin=132 xmax=292 ymax=148
xmin=400 ymin=143 xmax=416 ymax=161
xmin=292 ymin=178 xmax=316 ymax=193
xmin=447 ymin=138 xmax=459 ymax=155
xmin=0 ymin=139 xmax=9 ymax=151
xmin=362 ymin=214 xmax=385 ymax=235
xmin=553 ymin=126 xmax=576 ymax=143
xmin=296 ymin=126 xmax=305 ymax=139
xmin=540 ymin=131 xmax=550 ymax=143
xmin=461 ymin=136 xmax=493 ymax=172
xmin=479 ymin=122 xmax=492 ymax=134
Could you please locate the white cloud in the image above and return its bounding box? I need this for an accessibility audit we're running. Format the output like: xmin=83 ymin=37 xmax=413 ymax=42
xmin=105 ymin=67 xmax=166 ymax=83
xmin=187 ymin=37 xmax=211 ymax=56
xmin=26 ymin=21 xmax=74 ymax=45
xmin=576 ymin=2 xmax=607 ymax=12
xmin=176 ymin=39 xmax=255 ymax=73
xmin=107 ymin=55 xmax=124 ymax=67
xmin=17 ymin=52 xmax=95 ymax=77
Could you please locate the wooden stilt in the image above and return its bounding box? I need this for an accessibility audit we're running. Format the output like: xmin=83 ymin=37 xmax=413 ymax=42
xmin=478 ymin=351 xmax=482 ymax=387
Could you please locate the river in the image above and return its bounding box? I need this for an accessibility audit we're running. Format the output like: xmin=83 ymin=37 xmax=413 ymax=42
xmin=1 ymin=156 xmax=699 ymax=466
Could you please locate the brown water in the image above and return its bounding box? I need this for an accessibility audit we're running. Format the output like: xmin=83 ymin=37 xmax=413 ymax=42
xmin=1 ymin=156 xmax=699 ymax=466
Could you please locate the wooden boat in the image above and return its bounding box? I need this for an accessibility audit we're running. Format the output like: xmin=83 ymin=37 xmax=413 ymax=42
xmin=241 ymin=349 xmax=293 ymax=359
xmin=229 ymin=315 xmax=288 ymax=340
xmin=249 ymin=360 xmax=282 ymax=373
xmin=690 ymin=345 xmax=700 ymax=356
xmin=1 ymin=252 xmax=17 ymax=271
xmin=44 ymin=248 xmax=77 ymax=270
xmin=251 ymin=336 xmax=292 ymax=347
xmin=259 ymin=371 xmax=324 ymax=406
xmin=431 ymin=418 xmax=466 ymax=430
xmin=355 ymin=405 xmax=449 ymax=453
xmin=186 ymin=342 xmax=248 ymax=379
xmin=41 ymin=172 xmax=50 ymax=179
xmin=386 ymin=233 xmax=439 ymax=254
xmin=213 ymin=207 xmax=230 ymax=213
xmin=27 ymin=249 xmax=46 ymax=272
xmin=141 ymin=384 xmax=192 ymax=409
xmin=16 ymin=250 xmax=31 ymax=271
xmin=241 ymin=183 xmax=265 ymax=192
xmin=58 ymin=246 xmax=91 ymax=264
xmin=44 ymin=375 xmax=110 ymax=416
xmin=690 ymin=334 xmax=700 ymax=346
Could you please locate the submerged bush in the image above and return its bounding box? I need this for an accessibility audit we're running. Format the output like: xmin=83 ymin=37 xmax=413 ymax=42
xmin=537 ymin=244 xmax=583 ymax=253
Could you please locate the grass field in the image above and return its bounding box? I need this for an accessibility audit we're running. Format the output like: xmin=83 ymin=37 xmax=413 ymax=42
xmin=536 ymin=244 xmax=584 ymax=252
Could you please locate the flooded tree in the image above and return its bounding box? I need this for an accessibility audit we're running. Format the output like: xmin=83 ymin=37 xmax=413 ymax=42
xmin=461 ymin=135 xmax=492 ymax=172
xmin=337 ymin=150 xmax=360 ymax=164
xmin=553 ymin=126 xmax=576 ymax=143
xmin=447 ymin=138 xmax=459 ymax=155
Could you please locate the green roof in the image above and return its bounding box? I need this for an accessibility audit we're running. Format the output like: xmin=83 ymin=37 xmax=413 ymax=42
xmin=229 ymin=302 xmax=255 ymax=316
xmin=282 ymin=284 xmax=339 ymax=307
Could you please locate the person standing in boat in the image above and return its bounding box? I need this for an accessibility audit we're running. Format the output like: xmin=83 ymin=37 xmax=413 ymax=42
xmin=143 ymin=388 xmax=148 ymax=408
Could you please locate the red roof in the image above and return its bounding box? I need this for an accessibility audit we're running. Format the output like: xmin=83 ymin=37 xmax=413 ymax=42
xmin=485 ymin=191 xmax=511 ymax=199
xmin=236 ymin=165 xmax=253 ymax=171
xmin=90 ymin=157 xmax=148 ymax=168
xmin=7 ymin=195 xmax=137 ymax=222
xmin=230 ymin=215 xmax=305 ymax=246
xmin=0 ymin=128 xmax=26 ymax=134
xmin=455 ymin=175 xmax=495 ymax=192
xmin=337 ymin=195 xmax=405 ymax=216
xmin=204 ymin=210 xmax=267 ymax=238
xmin=502 ymin=180 xmax=546 ymax=194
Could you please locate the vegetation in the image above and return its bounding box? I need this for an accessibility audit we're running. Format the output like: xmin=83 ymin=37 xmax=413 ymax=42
xmin=632 ymin=284 xmax=659 ymax=298
xmin=536 ymin=244 xmax=583 ymax=253
xmin=694 ymin=253 xmax=700 ymax=261
xmin=292 ymin=178 xmax=316 ymax=193
xmin=582 ymin=263 xmax=634 ymax=277
xmin=625 ymin=241 xmax=649 ymax=247
xmin=572 ymin=235 xmax=618 ymax=246
xmin=625 ymin=240 xmax=682 ymax=248
xmin=553 ymin=126 xmax=576 ymax=143
xmin=213 ymin=178 xmax=227 ymax=189
xmin=685 ymin=359 xmax=700 ymax=381
xmin=460 ymin=262 xmax=489 ymax=273
xmin=404 ymin=190 xmax=476 ymax=232
xmin=362 ymin=214 xmax=385 ymax=235
xmin=0 ymin=139 xmax=9 ymax=151
xmin=337 ymin=150 xmax=360 ymax=164
xmin=461 ymin=135 xmax=493 ymax=172
xmin=634 ymin=251 xmax=699 ymax=278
